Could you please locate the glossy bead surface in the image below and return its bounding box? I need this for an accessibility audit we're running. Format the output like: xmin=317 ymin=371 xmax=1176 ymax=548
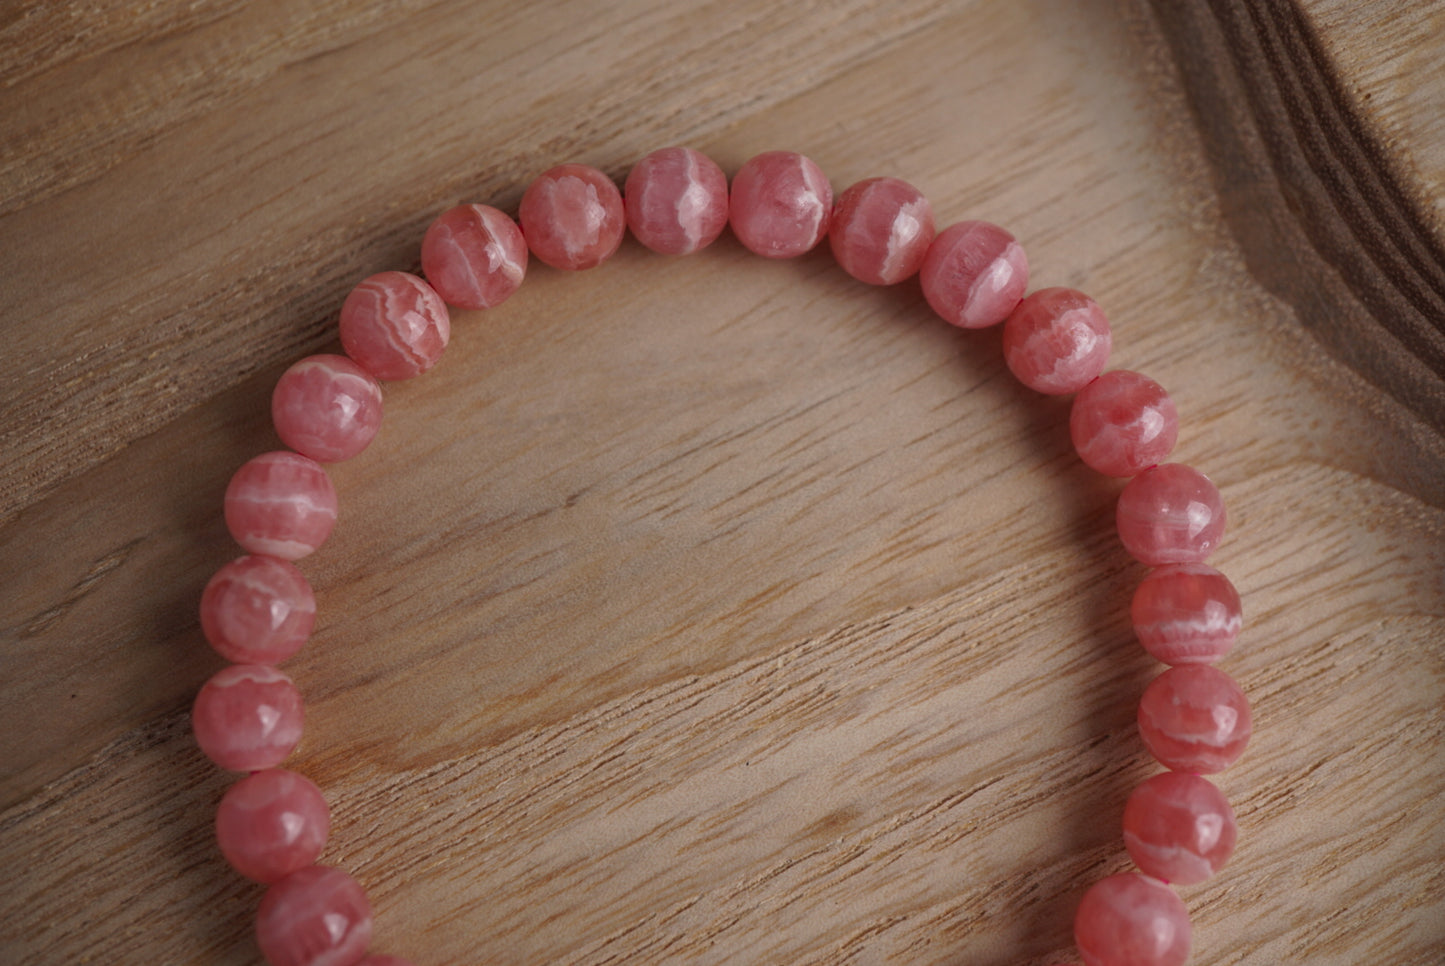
xmin=1002 ymin=287 xmax=1112 ymax=394
xmin=728 ymin=150 xmax=832 ymax=258
xmin=272 ymin=354 xmax=383 ymax=463
xmin=519 ymin=163 xmax=626 ymax=270
xmin=1075 ymin=873 xmax=1191 ymax=966
xmin=192 ymin=665 xmax=304 ymax=772
xmin=200 ymin=555 xmax=316 ymax=665
xmin=1123 ymin=772 xmax=1237 ymax=885
xmin=256 ymin=865 xmax=372 ymax=966
xmin=216 ymin=769 xmax=330 ymax=883
xmin=1117 ymin=463 xmax=1226 ymax=566
xmin=1138 ymin=665 xmax=1252 ymax=773
xmin=338 ymin=271 xmax=450 ymax=380
xmin=1132 ymin=564 xmax=1243 ymax=665
xmin=224 ymin=452 xmax=337 ymax=560
xmin=420 ymin=204 xmax=527 ymax=309
xmin=623 ymin=147 xmax=729 ymax=255
xmin=919 ymin=220 xmax=1028 ymax=328
xmin=828 ymin=177 xmax=935 ymax=285
xmin=1070 ymin=370 xmax=1178 ymax=477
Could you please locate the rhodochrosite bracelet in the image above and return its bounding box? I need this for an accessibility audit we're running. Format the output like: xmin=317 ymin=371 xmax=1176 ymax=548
xmin=195 ymin=147 xmax=1252 ymax=966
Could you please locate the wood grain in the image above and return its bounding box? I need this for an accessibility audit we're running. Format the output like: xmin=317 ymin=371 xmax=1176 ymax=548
xmin=1 ymin=0 xmax=1443 ymax=964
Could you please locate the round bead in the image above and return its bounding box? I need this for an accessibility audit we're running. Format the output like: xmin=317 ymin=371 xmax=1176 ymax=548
xmin=828 ymin=177 xmax=936 ymax=285
xmin=256 ymin=865 xmax=372 ymax=966
xmin=1132 ymin=564 xmax=1243 ymax=665
xmin=728 ymin=150 xmax=833 ymax=258
xmin=224 ymin=452 xmax=337 ymax=561
xmin=338 ymin=271 xmax=450 ymax=380
xmin=918 ymin=220 xmax=1028 ymax=328
xmin=1123 ymin=772 xmax=1237 ymax=884
xmin=192 ymin=664 xmax=304 ymax=772
xmin=1074 ymin=873 xmax=1191 ymax=966
xmin=272 ymin=354 xmax=384 ymax=463
xmin=1070 ymin=370 xmax=1179 ymax=477
xmin=1002 ymin=287 xmax=1112 ymax=394
xmin=420 ymin=204 xmax=527 ymax=309
xmin=1138 ymin=664 xmax=1252 ymax=773
xmin=1116 ymin=463 xmax=1227 ymax=566
xmin=216 ymin=769 xmax=330 ymax=883
xmin=518 ymin=163 xmax=626 ymax=270
xmin=623 ymin=147 xmax=729 ymax=255
xmin=200 ymin=555 xmax=316 ymax=665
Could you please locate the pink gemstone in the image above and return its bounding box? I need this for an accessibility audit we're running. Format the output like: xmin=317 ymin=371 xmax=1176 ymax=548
xmin=272 ymin=354 xmax=384 ymax=464
xmin=192 ymin=664 xmax=304 ymax=772
xmin=216 ymin=768 xmax=330 ymax=883
xmin=1070 ymin=370 xmax=1179 ymax=477
xmin=1002 ymin=287 xmax=1112 ymax=394
xmin=224 ymin=452 xmax=337 ymax=560
xmin=828 ymin=177 xmax=936 ymax=285
xmin=200 ymin=555 xmax=316 ymax=665
xmin=420 ymin=204 xmax=527 ymax=309
xmin=1138 ymin=665 xmax=1252 ymax=773
xmin=918 ymin=221 xmax=1028 ymax=328
xmin=728 ymin=150 xmax=833 ymax=258
xmin=1132 ymin=564 xmax=1243 ymax=665
xmin=519 ymin=163 xmax=626 ymax=270
xmin=338 ymin=271 xmax=450 ymax=381
xmin=1074 ymin=873 xmax=1191 ymax=966
xmin=623 ymin=147 xmax=730 ymax=255
xmin=256 ymin=865 xmax=372 ymax=966
xmin=1123 ymin=772 xmax=1237 ymax=885
xmin=1116 ymin=463 xmax=1226 ymax=566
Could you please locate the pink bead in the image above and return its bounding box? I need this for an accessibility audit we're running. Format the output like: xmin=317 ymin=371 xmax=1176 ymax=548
xmin=1132 ymin=564 xmax=1243 ymax=665
xmin=1138 ymin=665 xmax=1252 ymax=773
xmin=420 ymin=204 xmax=527 ymax=309
xmin=1123 ymin=772 xmax=1237 ymax=885
xmin=728 ymin=150 xmax=833 ymax=258
xmin=623 ymin=147 xmax=729 ymax=255
xmin=192 ymin=665 xmax=304 ymax=772
xmin=1002 ymin=287 xmax=1112 ymax=394
xmin=200 ymin=555 xmax=316 ymax=665
xmin=256 ymin=865 xmax=372 ymax=966
xmin=518 ymin=163 xmax=626 ymax=270
xmin=1074 ymin=873 xmax=1191 ymax=966
xmin=918 ymin=221 xmax=1029 ymax=328
xmin=828 ymin=177 xmax=936 ymax=285
xmin=216 ymin=769 xmax=330 ymax=883
xmin=1116 ymin=463 xmax=1226 ymax=566
xmin=1070 ymin=370 xmax=1179 ymax=477
xmin=224 ymin=452 xmax=338 ymax=560
xmin=338 ymin=271 xmax=450 ymax=380
xmin=272 ymin=354 xmax=384 ymax=464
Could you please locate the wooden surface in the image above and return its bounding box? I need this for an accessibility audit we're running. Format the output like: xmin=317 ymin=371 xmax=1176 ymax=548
xmin=1 ymin=0 xmax=1443 ymax=963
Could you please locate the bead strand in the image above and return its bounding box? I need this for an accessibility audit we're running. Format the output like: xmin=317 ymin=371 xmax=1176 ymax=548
xmin=195 ymin=147 xmax=1252 ymax=966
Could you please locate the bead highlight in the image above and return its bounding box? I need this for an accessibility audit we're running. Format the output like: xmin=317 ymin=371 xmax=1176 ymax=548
xmin=919 ymin=220 xmax=1028 ymax=328
xmin=224 ymin=452 xmax=338 ymax=561
xmin=624 ymin=147 xmax=730 ymax=255
xmin=200 ymin=555 xmax=316 ymax=665
xmin=829 ymin=177 xmax=935 ymax=285
xmin=338 ymin=271 xmax=450 ymax=381
xmin=1138 ymin=664 xmax=1252 ymax=773
xmin=519 ymin=163 xmax=626 ymax=270
xmin=255 ymin=865 xmax=373 ymax=966
xmin=192 ymin=664 xmax=305 ymax=772
xmin=729 ymin=150 xmax=833 ymax=258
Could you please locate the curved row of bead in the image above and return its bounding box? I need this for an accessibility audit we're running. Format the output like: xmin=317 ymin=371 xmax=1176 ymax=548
xmin=195 ymin=147 xmax=1252 ymax=966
